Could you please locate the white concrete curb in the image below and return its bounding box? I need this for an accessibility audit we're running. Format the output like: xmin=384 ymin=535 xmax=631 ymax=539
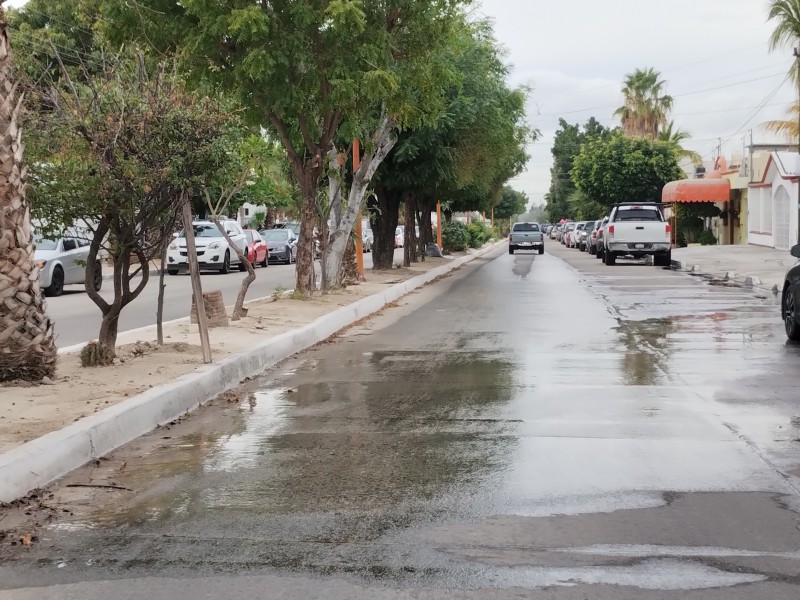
xmin=0 ymin=242 xmax=503 ymax=503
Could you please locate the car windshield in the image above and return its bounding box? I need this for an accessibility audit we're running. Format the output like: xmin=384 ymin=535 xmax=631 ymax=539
xmin=33 ymin=236 xmax=58 ymax=250
xmin=177 ymin=224 xmax=224 ymax=238
xmin=513 ymin=223 xmax=539 ymax=232
xmin=262 ymin=230 xmax=290 ymax=241
xmin=566 ymin=223 xmax=575 ymax=230
xmin=245 ymin=231 xmax=256 ymax=242
xmin=615 ymin=208 xmax=661 ymax=221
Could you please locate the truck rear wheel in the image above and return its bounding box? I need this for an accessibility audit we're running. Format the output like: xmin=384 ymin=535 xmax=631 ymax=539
xmin=509 ymin=246 xmax=515 ymax=255
xmin=605 ymin=251 xmax=616 ymax=266
xmin=538 ymin=247 xmax=544 ymax=255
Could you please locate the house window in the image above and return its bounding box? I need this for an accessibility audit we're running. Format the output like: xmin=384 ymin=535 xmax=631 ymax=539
xmin=244 ymin=208 xmax=250 ymax=216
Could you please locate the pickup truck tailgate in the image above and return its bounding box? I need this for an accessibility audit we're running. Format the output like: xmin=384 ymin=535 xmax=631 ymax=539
xmin=609 ymin=222 xmax=670 ymax=245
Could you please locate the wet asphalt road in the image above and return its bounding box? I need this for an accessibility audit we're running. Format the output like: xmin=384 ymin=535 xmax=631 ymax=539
xmin=3 ymin=242 xmax=800 ymax=598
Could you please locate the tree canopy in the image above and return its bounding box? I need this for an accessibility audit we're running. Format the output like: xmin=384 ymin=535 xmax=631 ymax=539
xmin=571 ymin=132 xmax=684 ymax=209
xmin=545 ymin=117 xmax=610 ymax=222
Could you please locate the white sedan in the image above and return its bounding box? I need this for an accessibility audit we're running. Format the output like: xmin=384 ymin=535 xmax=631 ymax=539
xmin=167 ymin=220 xmax=247 ymax=275
xmin=34 ymin=234 xmax=102 ymax=297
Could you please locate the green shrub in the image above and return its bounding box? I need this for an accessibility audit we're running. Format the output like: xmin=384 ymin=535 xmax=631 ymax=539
xmin=80 ymin=341 xmax=115 ymax=367
xmin=466 ymin=222 xmax=490 ymax=248
xmin=698 ymin=229 xmax=717 ymax=246
xmin=442 ymin=221 xmax=470 ymax=253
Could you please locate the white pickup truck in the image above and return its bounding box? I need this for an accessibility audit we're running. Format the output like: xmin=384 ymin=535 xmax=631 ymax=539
xmin=602 ymin=203 xmax=672 ymax=266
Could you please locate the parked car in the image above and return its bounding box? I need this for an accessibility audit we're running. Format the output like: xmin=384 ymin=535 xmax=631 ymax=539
xmin=260 ymin=228 xmax=298 ymax=264
xmin=586 ymin=219 xmax=603 ymax=255
xmin=243 ymin=229 xmax=269 ymax=267
xmin=34 ymin=232 xmax=102 ymax=297
xmin=508 ymin=222 xmax=544 ymax=255
xmin=167 ymin=220 xmax=247 ymax=275
xmin=603 ymin=203 xmax=671 ymax=266
xmin=571 ymin=221 xmax=591 ymax=250
xmin=362 ymin=228 xmax=374 ymax=253
xmin=271 ymin=221 xmax=301 ymax=235
xmin=595 ymin=217 xmax=610 ymax=260
xmin=562 ymin=222 xmax=576 ymax=246
xmin=783 ymin=244 xmax=800 ymax=340
xmin=551 ymin=224 xmax=563 ymax=240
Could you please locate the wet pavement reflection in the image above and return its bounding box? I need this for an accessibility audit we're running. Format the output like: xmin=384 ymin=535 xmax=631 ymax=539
xmin=3 ymin=244 xmax=800 ymax=597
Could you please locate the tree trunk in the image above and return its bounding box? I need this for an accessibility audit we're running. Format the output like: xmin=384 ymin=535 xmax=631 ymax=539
xmin=83 ymin=220 xmax=150 ymax=358
xmin=323 ymin=116 xmax=396 ymax=287
xmin=403 ymin=194 xmax=416 ymax=267
xmin=0 ymin=10 xmax=57 ymax=381
xmin=418 ymin=197 xmax=435 ymax=246
xmin=340 ymin=237 xmax=358 ymax=285
xmin=98 ymin=306 xmax=120 ymax=351
xmin=370 ymin=186 xmax=401 ymax=270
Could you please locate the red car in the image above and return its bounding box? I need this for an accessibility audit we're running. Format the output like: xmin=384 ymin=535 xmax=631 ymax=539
xmin=243 ymin=229 xmax=269 ymax=267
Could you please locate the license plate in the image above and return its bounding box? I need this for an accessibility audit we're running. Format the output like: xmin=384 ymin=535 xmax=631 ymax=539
xmin=635 ymin=244 xmax=645 ymax=249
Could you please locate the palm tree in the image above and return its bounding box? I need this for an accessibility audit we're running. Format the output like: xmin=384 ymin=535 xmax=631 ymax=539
xmin=0 ymin=1 xmax=56 ymax=382
xmin=614 ymin=67 xmax=673 ymax=139
xmin=657 ymin=121 xmax=702 ymax=164
xmin=766 ymin=1 xmax=800 ymax=143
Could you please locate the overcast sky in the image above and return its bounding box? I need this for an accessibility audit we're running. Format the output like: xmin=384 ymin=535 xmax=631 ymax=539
xmin=478 ymin=0 xmax=797 ymax=207
xmin=6 ymin=0 xmax=796 ymax=208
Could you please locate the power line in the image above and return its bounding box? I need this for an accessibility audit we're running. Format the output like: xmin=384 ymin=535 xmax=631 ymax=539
xmin=542 ymin=71 xmax=789 ymax=118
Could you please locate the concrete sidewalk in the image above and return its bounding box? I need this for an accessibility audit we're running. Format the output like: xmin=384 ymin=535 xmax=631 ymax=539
xmin=671 ymin=244 xmax=796 ymax=294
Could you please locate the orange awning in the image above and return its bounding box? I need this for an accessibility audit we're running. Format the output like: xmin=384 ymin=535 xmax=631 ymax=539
xmin=662 ymin=178 xmax=730 ymax=203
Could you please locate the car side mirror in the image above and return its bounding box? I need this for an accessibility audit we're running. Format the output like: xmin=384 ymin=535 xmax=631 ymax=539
xmin=791 ymin=244 xmax=800 ymax=259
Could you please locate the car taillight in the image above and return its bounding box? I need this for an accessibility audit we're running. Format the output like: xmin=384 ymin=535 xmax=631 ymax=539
xmin=592 ymin=231 xmax=597 ymax=238
xmin=508 ymin=234 xmax=512 ymax=241
xmin=608 ymin=225 xmax=614 ymax=235
xmin=665 ymin=223 xmax=671 ymax=234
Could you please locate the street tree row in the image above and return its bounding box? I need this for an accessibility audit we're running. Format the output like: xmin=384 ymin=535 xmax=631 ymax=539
xmin=0 ymin=0 xmax=534 ymax=380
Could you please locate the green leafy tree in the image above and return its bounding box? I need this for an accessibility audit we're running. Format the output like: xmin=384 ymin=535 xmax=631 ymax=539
xmin=545 ymin=117 xmax=610 ymax=222
xmin=571 ymin=132 xmax=684 ymax=209
xmin=26 ymin=53 xmax=242 ymax=358
xmin=370 ymin=19 xmax=533 ymax=267
xmin=613 ymin=67 xmax=673 ymax=139
xmin=103 ymin=0 xmax=472 ymax=295
xmin=494 ymin=187 xmax=528 ymax=220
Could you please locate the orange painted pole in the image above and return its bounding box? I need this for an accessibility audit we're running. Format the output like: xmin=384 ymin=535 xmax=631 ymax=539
xmin=353 ymin=138 xmax=364 ymax=279
xmin=436 ymin=201 xmax=442 ymax=248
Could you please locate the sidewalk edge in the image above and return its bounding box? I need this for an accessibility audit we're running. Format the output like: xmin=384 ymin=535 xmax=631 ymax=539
xmin=0 ymin=242 xmax=503 ymax=503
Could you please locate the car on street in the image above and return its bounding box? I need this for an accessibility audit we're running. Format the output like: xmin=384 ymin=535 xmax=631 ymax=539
xmin=508 ymin=222 xmax=544 ymax=255
xmin=34 ymin=232 xmax=102 ymax=297
xmin=602 ymin=203 xmax=671 ymax=266
xmin=571 ymin=221 xmax=591 ymax=250
xmin=362 ymin=228 xmax=374 ymax=253
xmin=783 ymin=244 xmax=800 ymax=341
xmin=586 ymin=219 xmax=603 ymax=255
xmin=260 ymin=228 xmax=298 ymax=264
xmin=167 ymin=220 xmax=247 ymax=275
xmin=562 ymin=222 xmax=576 ymax=246
xmin=243 ymin=229 xmax=269 ymax=268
